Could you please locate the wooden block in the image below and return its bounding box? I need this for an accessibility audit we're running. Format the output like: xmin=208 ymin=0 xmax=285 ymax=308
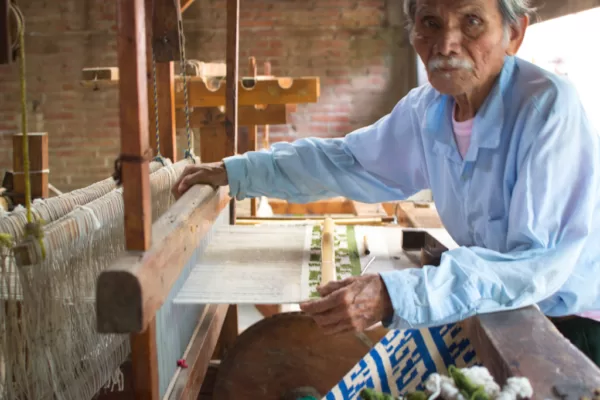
xmin=416 ymin=228 xmax=600 ymax=397
xmin=152 ymin=0 xmax=182 ymax=62
xmin=96 ymin=185 xmax=230 ymax=333
xmin=176 ymin=77 xmax=320 ymax=108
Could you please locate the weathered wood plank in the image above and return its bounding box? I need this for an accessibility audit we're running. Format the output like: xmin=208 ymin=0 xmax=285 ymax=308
xmin=119 ymin=0 xmax=157 ymax=397
xmin=226 ymin=0 xmax=240 ymax=225
xmin=464 ymin=307 xmax=600 ymax=399
xmin=130 ymin=321 xmax=160 ymax=400
xmin=96 ymin=185 xmax=231 ymax=333
xmin=176 ymin=77 xmax=320 ymax=108
xmin=117 ymin=0 xmax=152 ymax=251
xmin=166 ymin=305 xmax=229 ymax=400
xmin=413 ymin=228 xmax=600 ymax=399
xmin=152 ymin=0 xmax=181 ymax=62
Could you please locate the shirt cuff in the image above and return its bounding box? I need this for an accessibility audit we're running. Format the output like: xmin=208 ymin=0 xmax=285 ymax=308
xmin=223 ymin=155 xmax=248 ymax=200
xmin=379 ymin=270 xmax=418 ymax=329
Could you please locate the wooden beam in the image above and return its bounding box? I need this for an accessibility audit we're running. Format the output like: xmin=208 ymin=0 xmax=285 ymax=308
xmin=226 ymin=0 xmax=239 ymax=226
xmin=118 ymin=0 xmax=158 ymax=398
xmin=176 ymin=104 xmax=294 ymax=128
xmin=268 ymin=197 xmax=356 ymax=215
xmin=96 ymin=185 xmax=231 ymax=334
xmin=464 ymin=307 xmax=600 ymax=399
xmin=176 ymin=76 xmax=320 ymax=108
xmin=152 ymin=0 xmax=182 ymax=62
xmin=11 ymin=132 xmax=49 ymax=205
xmin=0 ymin=0 xmax=11 ymax=65
xmin=117 ymin=0 xmax=152 ymax=251
xmin=166 ymin=305 xmax=229 ymax=400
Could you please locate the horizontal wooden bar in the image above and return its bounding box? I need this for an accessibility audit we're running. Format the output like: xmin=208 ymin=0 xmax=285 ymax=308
xmin=235 ymin=217 xmax=392 ymax=226
xmin=96 ymin=185 xmax=231 ymax=333
xmin=268 ymin=197 xmax=354 ymax=215
xmin=419 ymin=228 xmax=600 ymax=398
xmin=166 ymin=304 xmax=229 ymax=400
xmin=176 ymin=104 xmax=295 ymax=128
xmin=464 ymin=307 xmax=600 ymax=399
xmin=176 ymin=76 xmax=320 ymax=108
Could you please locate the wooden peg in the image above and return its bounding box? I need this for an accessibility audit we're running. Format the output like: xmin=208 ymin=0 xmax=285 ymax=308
xmin=320 ymin=217 xmax=336 ymax=286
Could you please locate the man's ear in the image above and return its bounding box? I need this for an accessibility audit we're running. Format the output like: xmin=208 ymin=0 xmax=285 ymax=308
xmin=506 ymin=15 xmax=529 ymax=55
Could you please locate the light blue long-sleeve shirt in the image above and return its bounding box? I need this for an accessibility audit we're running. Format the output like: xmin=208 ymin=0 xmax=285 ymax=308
xmin=223 ymin=56 xmax=600 ymax=329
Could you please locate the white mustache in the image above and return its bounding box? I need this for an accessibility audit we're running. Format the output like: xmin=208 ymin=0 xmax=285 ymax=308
xmin=428 ymin=57 xmax=473 ymax=71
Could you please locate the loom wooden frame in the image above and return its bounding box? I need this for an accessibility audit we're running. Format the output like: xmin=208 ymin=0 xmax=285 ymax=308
xmin=96 ymin=0 xmax=600 ymax=399
xmin=95 ymin=0 xmax=239 ymax=399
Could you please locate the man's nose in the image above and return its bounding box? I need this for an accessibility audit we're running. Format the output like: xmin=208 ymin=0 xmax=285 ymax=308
xmin=434 ymin=27 xmax=462 ymax=56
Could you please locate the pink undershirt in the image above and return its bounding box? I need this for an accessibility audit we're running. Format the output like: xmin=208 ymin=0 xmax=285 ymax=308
xmin=451 ymin=105 xmax=600 ymax=322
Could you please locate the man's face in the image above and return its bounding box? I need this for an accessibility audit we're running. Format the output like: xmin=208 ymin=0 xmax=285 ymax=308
xmin=411 ymin=0 xmax=524 ymax=96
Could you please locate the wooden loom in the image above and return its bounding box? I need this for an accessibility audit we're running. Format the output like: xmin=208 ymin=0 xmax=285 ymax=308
xmin=2 ymin=1 xmax=600 ymax=400
xmin=91 ymin=0 xmax=600 ymax=396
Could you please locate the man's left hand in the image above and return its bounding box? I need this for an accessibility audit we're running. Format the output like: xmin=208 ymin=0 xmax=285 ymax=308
xmin=299 ymin=274 xmax=394 ymax=335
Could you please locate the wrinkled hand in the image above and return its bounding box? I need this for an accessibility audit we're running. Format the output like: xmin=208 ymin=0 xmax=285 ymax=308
xmin=171 ymin=161 xmax=229 ymax=199
xmin=299 ymin=274 xmax=394 ymax=335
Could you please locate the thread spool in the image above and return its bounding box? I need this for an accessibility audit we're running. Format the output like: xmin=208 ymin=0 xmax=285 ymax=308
xmin=320 ymin=217 xmax=336 ymax=286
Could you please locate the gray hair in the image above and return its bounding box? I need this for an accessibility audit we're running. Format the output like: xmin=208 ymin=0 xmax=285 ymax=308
xmin=403 ymin=0 xmax=536 ymax=32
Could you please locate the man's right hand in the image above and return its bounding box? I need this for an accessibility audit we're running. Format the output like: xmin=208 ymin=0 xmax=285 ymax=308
xmin=171 ymin=161 xmax=229 ymax=199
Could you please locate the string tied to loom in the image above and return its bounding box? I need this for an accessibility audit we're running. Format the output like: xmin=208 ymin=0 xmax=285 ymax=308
xmin=112 ymin=149 xmax=154 ymax=186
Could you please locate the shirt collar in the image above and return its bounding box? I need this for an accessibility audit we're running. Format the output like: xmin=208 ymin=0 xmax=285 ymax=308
xmin=424 ymin=55 xmax=517 ymax=152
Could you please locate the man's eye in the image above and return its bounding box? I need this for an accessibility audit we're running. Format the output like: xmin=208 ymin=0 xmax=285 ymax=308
xmin=466 ymin=15 xmax=482 ymax=26
xmin=422 ymin=17 xmax=438 ymax=28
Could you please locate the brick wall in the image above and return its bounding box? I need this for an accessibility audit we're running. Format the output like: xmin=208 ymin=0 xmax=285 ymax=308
xmin=0 ymin=0 xmax=416 ymax=193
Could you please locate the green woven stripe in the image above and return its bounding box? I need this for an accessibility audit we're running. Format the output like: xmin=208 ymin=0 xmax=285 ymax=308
xmin=345 ymin=225 xmax=362 ymax=276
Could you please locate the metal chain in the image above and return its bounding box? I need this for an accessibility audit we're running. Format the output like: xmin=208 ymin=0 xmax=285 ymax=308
xmin=177 ymin=18 xmax=195 ymax=161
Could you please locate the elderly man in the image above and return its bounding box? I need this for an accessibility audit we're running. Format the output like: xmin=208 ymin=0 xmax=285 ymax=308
xmin=173 ymin=0 xmax=600 ymax=366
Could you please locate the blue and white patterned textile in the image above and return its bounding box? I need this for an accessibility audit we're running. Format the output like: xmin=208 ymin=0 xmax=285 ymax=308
xmin=324 ymin=323 xmax=480 ymax=399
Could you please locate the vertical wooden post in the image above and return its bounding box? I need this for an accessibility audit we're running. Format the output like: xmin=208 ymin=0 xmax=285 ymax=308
xmin=117 ymin=0 xmax=158 ymax=399
xmin=12 ymin=132 xmax=49 ymax=204
xmin=0 ymin=0 xmax=10 ymax=65
xmin=246 ymin=57 xmax=259 ymax=217
xmin=225 ymin=0 xmax=239 ymax=225
xmin=262 ymin=61 xmax=272 ymax=150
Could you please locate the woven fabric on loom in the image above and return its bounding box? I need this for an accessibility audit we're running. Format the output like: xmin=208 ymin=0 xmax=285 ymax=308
xmin=319 ymin=225 xmax=481 ymax=400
